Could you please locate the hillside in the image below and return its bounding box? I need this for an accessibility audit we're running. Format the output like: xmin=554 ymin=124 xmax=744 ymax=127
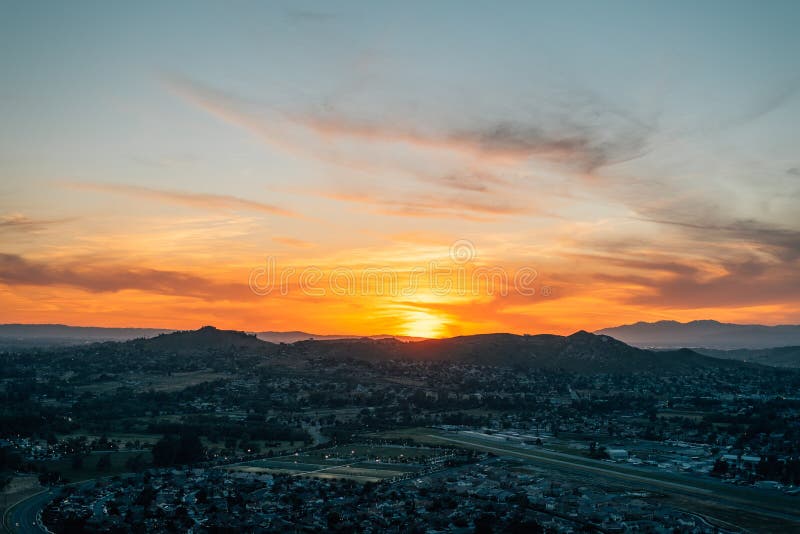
xmin=0 ymin=324 xmax=425 ymax=348
xmin=288 ymin=330 xmax=749 ymax=373
xmin=128 ymin=326 xmax=272 ymax=354
xmin=597 ymin=320 xmax=800 ymax=349
xmin=14 ymin=326 xmax=760 ymax=374
xmin=256 ymin=331 xmax=426 ymax=343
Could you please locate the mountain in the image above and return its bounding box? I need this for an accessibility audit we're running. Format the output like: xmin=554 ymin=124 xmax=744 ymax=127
xmin=131 ymin=326 xmax=269 ymax=354
xmin=255 ymin=331 xmax=426 ymax=343
xmin=596 ymin=320 xmax=800 ymax=349
xmin=4 ymin=324 xmax=764 ymax=373
xmin=0 ymin=324 xmax=426 ymax=348
xmin=692 ymin=346 xmax=800 ymax=368
xmin=289 ymin=330 xmax=749 ymax=373
xmin=0 ymin=323 xmax=172 ymax=347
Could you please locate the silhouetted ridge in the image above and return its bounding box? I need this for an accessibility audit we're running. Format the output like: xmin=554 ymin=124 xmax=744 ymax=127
xmin=290 ymin=331 xmax=749 ymax=373
xmin=131 ymin=326 xmax=270 ymax=353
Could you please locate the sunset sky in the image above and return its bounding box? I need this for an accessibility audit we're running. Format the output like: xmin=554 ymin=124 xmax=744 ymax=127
xmin=2 ymin=1 xmax=799 ymax=338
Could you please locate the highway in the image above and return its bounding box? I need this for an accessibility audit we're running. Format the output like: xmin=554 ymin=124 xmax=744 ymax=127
xmin=428 ymin=431 xmax=800 ymax=532
xmin=2 ymin=490 xmax=54 ymax=534
xmin=3 ymin=480 xmax=98 ymax=534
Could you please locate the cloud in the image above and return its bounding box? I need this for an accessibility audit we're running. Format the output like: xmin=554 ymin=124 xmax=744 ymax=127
xmin=291 ymin=110 xmax=651 ymax=172
xmin=433 ymin=171 xmax=510 ymax=192
xmin=569 ymin=228 xmax=800 ymax=310
xmin=321 ymin=191 xmax=530 ymax=221
xmin=166 ymin=76 xmax=652 ymax=180
xmin=70 ymin=183 xmax=296 ymax=217
xmin=639 ymin=217 xmax=800 ymax=262
xmin=623 ymin=259 xmax=800 ymax=309
xmin=0 ymin=253 xmax=253 ymax=300
xmin=0 ymin=213 xmax=73 ymax=232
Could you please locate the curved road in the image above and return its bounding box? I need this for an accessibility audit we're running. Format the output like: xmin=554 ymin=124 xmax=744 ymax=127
xmin=3 ymin=490 xmax=54 ymax=534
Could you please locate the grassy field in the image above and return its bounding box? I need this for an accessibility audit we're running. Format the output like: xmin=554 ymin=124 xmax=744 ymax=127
xmin=657 ymin=410 xmax=708 ymax=421
xmin=75 ymin=370 xmax=231 ymax=393
xmin=228 ymin=443 xmax=444 ymax=482
xmin=35 ymin=450 xmax=153 ymax=483
xmin=58 ymin=432 xmax=162 ymax=446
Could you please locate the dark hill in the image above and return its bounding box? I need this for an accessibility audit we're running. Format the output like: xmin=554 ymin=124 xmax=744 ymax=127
xmin=288 ymin=330 xmax=750 ymax=373
xmin=130 ymin=326 xmax=272 ymax=354
xmin=65 ymin=326 xmax=758 ymax=373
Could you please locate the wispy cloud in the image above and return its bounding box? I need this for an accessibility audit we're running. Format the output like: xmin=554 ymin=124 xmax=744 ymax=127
xmin=165 ymin=76 xmax=652 ymax=190
xmin=70 ymin=183 xmax=297 ymax=217
xmin=638 ymin=217 xmax=800 ymax=261
xmin=321 ymin=191 xmax=531 ymax=221
xmin=0 ymin=253 xmax=253 ymax=300
xmin=432 ymin=171 xmax=510 ymax=192
xmin=294 ymin=112 xmax=651 ymax=172
xmin=623 ymin=259 xmax=800 ymax=309
xmin=0 ymin=213 xmax=73 ymax=232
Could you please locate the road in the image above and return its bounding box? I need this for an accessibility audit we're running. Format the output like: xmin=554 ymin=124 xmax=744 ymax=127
xmin=2 ymin=490 xmax=54 ymax=534
xmin=3 ymin=480 xmax=97 ymax=534
xmin=429 ymin=431 xmax=800 ymax=532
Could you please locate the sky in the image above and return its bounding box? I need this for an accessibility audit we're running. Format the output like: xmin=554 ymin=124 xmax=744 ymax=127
xmin=1 ymin=1 xmax=799 ymax=338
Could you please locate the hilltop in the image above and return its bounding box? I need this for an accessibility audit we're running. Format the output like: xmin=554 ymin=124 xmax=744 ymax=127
xmin=128 ymin=326 xmax=270 ymax=354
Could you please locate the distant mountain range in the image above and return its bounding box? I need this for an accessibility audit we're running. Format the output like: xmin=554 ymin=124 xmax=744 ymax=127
xmin=5 ymin=322 xmax=799 ymax=370
xmin=0 ymin=324 xmax=425 ymax=347
xmin=85 ymin=326 xmax=752 ymax=373
xmin=596 ymin=320 xmax=800 ymax=350
xmin=0 ymin=324 xmax=173 ymax=346
xmin=133 ymin=326 xmax=800 ymax=370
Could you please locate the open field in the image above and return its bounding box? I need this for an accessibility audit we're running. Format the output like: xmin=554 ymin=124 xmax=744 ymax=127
xmin=657 ymin=409 xmax=708 ymax=421
xmin=75 ymin=370 xmax=231 ymax=393
xmin=34 ymin=450 xmax=153 ymax=483
xmin=228 ymin=443 xmax=446 ymax=482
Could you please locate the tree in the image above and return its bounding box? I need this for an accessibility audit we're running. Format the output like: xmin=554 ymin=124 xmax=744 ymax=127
xmin=153 ymin=435 xmax=179 ymax=467
xmin=96 ymin=454 xmax=112 ymax=472
xmin=124 ymin=453 xmax=145 ymax=472
xmin=711 ymin=458 xmax=729 ymax=477
xmin=153 ymin=432 xmax=205 ymax=467
xmin=327 ymin=511 xmax=341 ymax=530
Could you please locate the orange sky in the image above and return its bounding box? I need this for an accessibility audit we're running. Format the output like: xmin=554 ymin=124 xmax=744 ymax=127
xmin=2 ymin=3 xmax=799 ymax=336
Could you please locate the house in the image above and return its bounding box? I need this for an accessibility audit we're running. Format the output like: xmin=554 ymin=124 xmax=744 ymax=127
xmin=607 ymin=449 xmax=628 ymax=461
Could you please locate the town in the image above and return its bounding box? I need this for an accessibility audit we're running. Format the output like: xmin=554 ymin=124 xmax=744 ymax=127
xmin=2 ymin=328 xmax=800 ymax=532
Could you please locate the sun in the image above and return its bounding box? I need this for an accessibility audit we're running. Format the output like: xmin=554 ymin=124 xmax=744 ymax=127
xmin=401 ymin=310 xmax=446 ymax=339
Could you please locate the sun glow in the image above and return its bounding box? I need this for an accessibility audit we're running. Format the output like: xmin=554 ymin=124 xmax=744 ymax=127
xmin=401 ymin=310 xmax=446 ymax=339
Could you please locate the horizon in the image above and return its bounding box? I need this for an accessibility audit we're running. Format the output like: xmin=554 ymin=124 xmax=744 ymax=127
xmin=2 ymin=2 xmax=799 ymax=337
xmin=4 ymin=317 xmax=800 ymax=341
